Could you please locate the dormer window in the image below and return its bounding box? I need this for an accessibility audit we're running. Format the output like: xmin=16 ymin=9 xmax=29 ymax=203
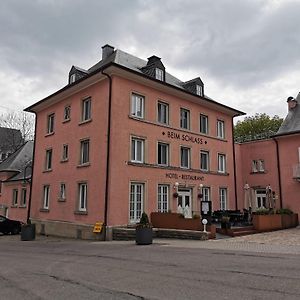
xmin=196 ymin=85 xmax=203 ymax=96
xmin=70 ymin=74 xmax=76 ymax=84
xmin=155 ymin=68 xmax=164 ymax=81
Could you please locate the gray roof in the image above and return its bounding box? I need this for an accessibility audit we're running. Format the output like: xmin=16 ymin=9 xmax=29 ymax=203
xmin=0 ymin=141 xmax=33 ymax=173
xmin=0 ymin=127 xmax=23 ymax=152
xmin=275 ymin=93 xmax=300 ymax=136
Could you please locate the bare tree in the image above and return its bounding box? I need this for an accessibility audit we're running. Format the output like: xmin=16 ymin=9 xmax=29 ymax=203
xmin=0 ymin=111 xmax=35 ymax=142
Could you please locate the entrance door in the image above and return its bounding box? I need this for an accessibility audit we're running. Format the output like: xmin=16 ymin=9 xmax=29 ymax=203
xmin=256 ymin=190 xmax=266 ymax=208
xmin=177 ymin=189 xmax=192 ymax=218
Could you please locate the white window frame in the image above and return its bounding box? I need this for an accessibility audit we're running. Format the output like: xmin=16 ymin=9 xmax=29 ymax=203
xmin=158 ymin=184 xmax=169 ymax=213
xmin=217 ymin=120 xmax=225 ymax=139
xmin=202 ymin=187 xmax=210 ymax=202
xmin=155 ymin=68 xmax=164 ymax=81
xmin=131 ymin=137 xmax=144 ymax=163
xmin=62 ymin=144 xmax=69 ymax=161
xmin=47 ymin=113 xmax=55 ymax=134
xmin=45 ymin=149 xmax=52 ymax=170
xmin=180 ymin=108 xmax=190 ymax=130
xmin=219 ymin=188 xmax=227 ymax=210
xmin=43 ymin=185 xmax=50 ymax=209
xmin=59 ymin=183 xmax=66 ymax=200
xmin=20 ymin=188 xmax=27 ymax=206
xmin=180 ymin=146 xmax=190 ymax=169
xmin=200 ymin=114 xmax=208 ymax=134
xmin=252 ymin=160 xmax=258 ymax=173
xmin=70 ymin=74 xmax=76 ymax=83
xmin=200 ymin=150 xmax=209 ymax=171
xmin=78 ymin=182 xmax=87 ymax=212
xmin=82 ymin=97 xmax=91 ymax=121
xmin=157 ymin=142 xmax=169 ymax=166
xmin=129 ymin=182 xmax=144 ymax=223
xmin=12 ymin=189 xmax=18 ymax=206
xmin=64 ymin=105 xmax=71 ymax=121
xmin=80 ymin=139 xmax=90 ymax=165
xmin=196 ymin=84 xmax=203 ymax=96
xmin=131 ymin=94 xmax=144 ymax=119
xmin=218 ymin=153 xmax=226 ymax=173
xmin=157 ymin=101 xmax=169 ymax=124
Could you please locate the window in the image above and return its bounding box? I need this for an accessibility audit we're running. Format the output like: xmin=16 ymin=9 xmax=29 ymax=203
xmin=218 ymin=154 xmax=226 ymax=173
xmin=158 ymin=184 xmax=169 ymax=212
xmin=64 ymin=106 xmax=71 ymax=121
xmin=47 ymin=113 xmax=55 ymax=134
xmin=219 ymin=188 xmax=227 ymax=210
xmin=62 ymin=144 xmax=69 ymax=161
xmin=202 ymin=187 xmax=210 ymax=202
xmin=131 ymin=138 xmax=144 ymax=163
xmin=80 ymin=139 xmax=90 ymax=165
xmin=157 ymin=142 xmax=169 ymax=166
xmin=155 ymin=68 xmax=164 ymax=81
xmin=196 ymin=84 xmax=203 ymax=96
xmin=217 ymin=120 xmax=225 ymax=138
xmin=78 ymin=183 xmax=87 ymax=212
xmin=180 ymin=108 xmax=190 ymax=130
xmin=131 ymin=94 xmax=144 ymax=118
xmin=252 ymin=159 xmax=265 ymax=173
xmin=82 ymin=97 xmax=91 ymax=121
xmin=157 ymin=101 xmax=169 ymax=124
xmin=59 ymin=183 xmax=66 ymax=200
xmin=43 ymin=185 xmax=50 ymax=209
xmin=130 ymin=183 xmax=144 ymax=222
xmin=200 ymin=150 xmax=209 ymax=171
xmin=20 ymin=188 xmax=27 ymax=206
xmin=70 ymin=74 xmax=76 ymax=84
xmin=12 ymin=189 xmax=18 ymax=206
xmin=200 ymin=114 xmax=208 ymax=134
xmin=45 ymin=149 xmax=52 ymax=170
xmin=1 ymin=152 xmax=6 ymax=161
xmin=180 ymin=147 xmax=190 ymax=169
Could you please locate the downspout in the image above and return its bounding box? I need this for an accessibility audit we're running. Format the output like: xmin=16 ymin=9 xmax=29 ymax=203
xmin=27 ymin=112 xmax=37 ymax=224
xmin=274 ymin=138 xmax=283 ymax=208
xmin=231 ymin=117 xmax=238 ymax=210
xmin=101 ymin=70 xmax=112 ymax=241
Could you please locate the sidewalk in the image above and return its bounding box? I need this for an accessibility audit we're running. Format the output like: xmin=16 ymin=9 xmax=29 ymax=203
xmin=154 ymin=226 xmax=300 ymax=255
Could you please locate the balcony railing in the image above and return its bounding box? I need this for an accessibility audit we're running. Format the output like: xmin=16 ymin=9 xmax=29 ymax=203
xmin=293 ymin=164 xmax=300 ymax=180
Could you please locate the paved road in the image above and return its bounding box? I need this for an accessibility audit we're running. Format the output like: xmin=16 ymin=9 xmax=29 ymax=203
xmin=1 ymin=230 xmax=300 ymax=300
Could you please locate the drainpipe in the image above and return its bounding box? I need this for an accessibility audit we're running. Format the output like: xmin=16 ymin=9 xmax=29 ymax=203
xmin=231 ymin=117 xmax=238 ymax=210
xmin=27 ymin=112 xmax=37 ymax=224
xmin=274 ymin=138 xmax=283 ymax=208
xmin=101 ymin=70 xmax=112 ymax=241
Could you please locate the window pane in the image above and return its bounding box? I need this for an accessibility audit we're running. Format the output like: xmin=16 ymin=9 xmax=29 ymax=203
xmin=181 ymin=147 xmax=190 ymax=168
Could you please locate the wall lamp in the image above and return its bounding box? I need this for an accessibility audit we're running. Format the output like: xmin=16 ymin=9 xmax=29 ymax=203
xmin=173 ymin=182 xmax=179 ymax=198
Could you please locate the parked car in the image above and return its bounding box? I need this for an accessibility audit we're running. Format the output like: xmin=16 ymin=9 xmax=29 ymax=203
xmin=0 ymin=215 xmax=23 ymax=235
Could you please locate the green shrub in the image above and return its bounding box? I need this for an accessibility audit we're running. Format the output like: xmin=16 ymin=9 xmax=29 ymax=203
xmin=193 ymin=214 xmax=200 ymax=219
xmin=255 ymin=208 xmax=270 ymax=215
xmin=276 ymin=208 xmax=293 ymax=215
xmin=137 ymin=212 xmax=152 ymax=228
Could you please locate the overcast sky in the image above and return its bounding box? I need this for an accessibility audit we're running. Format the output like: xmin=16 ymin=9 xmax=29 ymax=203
xmin=1 ymin=0 xmax=300 ymax=120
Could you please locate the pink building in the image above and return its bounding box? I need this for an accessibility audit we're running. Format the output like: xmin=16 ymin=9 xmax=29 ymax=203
xmin=25 ymin=44 xmax=244 ymax=239
xmin=0 ymin=141 xmax=33 ymax=222
xmin=236 ymin=95 xmax=300 ymax=215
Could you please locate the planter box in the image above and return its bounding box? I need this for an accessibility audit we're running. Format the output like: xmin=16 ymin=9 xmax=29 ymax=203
xmin=135 ymin=227 xmax=153 ymax=245
xmin=281 ymin=214 xmax=298 ymax=229
xmin=150 ymin=212 xmax=216 ymax=238
xmin=253 ymin=214 xmax=299 ymax=232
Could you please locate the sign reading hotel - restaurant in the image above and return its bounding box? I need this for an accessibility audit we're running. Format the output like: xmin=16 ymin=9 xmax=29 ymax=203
xmin=162 ymin=130 xmax=208 ymax=145
xmin=165 ymin=173 xmax=204 ymax=181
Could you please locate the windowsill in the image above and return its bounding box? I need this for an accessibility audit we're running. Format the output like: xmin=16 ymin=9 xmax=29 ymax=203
xmin=200 ymin=169 xmax=209 ymax=173
xmin=217 ymin=171 xmax=226 ymax=174
xmin=58 ymin=198 xmax=66 ymax=202
xmin=250 ymin=171 xmax=266 ymax=174
xmin=77 ymin=163 xmax=91 ymax=168
xmin=62 ymin=119 xmax=71 ymax=124
xmin=43 ymin=169 xmax=53 ymax=173
xmin=78 ymin=119 xmax=92 ymax=126
xmin=60 ymin=159 xmax=69 ymax=163
xmin=45 ymin=132 xmax=54 ymax=137
xmin=130 ymin=160 xmax=144 ymax=164
xmin=180 ymin=166 xmax=190 ymax=170
xmin=39 ymin=208 xmax=49 ymax=212
xmin=11 ymin=205 xmax=18 ymax=208
xmin=19 ymin=205 xmax=27 ymax=209
xmin=130 ymin=114 xmax=144 ymax=120
xmin=74 ymin=210 xmax=88 ymax=215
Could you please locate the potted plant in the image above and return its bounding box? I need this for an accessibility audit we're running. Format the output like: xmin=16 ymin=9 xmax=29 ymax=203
xmin=135 ymin=212 xmax=153 ymax=245
xmin=220 ymin=215 xmax=231 ymax=229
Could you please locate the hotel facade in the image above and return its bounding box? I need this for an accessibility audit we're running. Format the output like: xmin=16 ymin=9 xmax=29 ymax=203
xmin=25 ymin=45 xmax=244 ymax=239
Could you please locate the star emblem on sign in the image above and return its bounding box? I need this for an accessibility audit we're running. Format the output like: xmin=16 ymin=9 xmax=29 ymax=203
xmin=162 ymin=132 xmax=165 ymax=135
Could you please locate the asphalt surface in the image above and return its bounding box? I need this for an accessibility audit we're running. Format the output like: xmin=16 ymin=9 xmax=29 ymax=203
xmin=1 ymin=231 xmax=300 ymax=300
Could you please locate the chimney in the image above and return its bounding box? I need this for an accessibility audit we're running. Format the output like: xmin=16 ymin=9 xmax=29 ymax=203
xmin=102 ymin=44 xmax=114 ymax=60
xmin=287 ymin=96 xmax=297 ymax=110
